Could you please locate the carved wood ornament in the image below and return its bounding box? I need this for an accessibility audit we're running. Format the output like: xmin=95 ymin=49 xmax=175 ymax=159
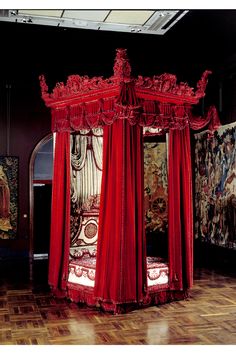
xmin=39 ymin=48 xmax=215 ymax=133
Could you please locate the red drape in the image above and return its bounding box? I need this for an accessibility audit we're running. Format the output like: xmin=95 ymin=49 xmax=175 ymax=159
xmin=190 ymin=105 xmax=221 ymax=131
xmin=168 ymin=126 xmax=193 ymax=290
xmin=94 ymin=119 xmax=147 ymax=304
xmin=48 ymin=132 xmax=71 ymax=292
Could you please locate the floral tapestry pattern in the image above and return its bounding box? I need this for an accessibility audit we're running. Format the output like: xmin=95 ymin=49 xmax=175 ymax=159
xmin=194 ymin=123 xmax=236 ymax=248
xmin=144 ymin=142 xmax=168 ymax=234
xmin=0 ymin=156 xmax=18 ymax=239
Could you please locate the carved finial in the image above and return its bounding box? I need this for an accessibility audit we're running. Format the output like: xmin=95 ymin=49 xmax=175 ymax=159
xmin=39 ymin=74 xmax=49 ymax=99
xmin=195 ymin=70 xmax=212 ymax=98
xmin=113 ymin=48 xmax=131 ymax=82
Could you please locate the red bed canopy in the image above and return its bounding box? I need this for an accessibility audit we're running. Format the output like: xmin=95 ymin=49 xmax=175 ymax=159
xmin=40 ymin=48 xmax=220 ymax=313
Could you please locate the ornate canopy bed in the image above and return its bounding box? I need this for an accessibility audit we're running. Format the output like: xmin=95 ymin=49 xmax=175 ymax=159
xmin=39 ymin=48 xmax=220 ymax=314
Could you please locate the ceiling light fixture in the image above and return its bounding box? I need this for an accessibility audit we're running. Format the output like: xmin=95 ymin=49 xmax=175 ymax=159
xmin=22 ymin=17 xmax=32 ymax=24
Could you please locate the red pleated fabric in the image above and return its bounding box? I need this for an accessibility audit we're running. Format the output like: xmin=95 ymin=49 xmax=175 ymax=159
xmin=168 ymin=126 xmax=193 ymax=290
xmin=48 ymin=132 xmax=71 ymax=291
xmin=116 ymin=82 xmax=139 ymax=106
xmin=190 ymin=105 xmax=221 ymax=131
xmin=94 ymin=119 xmax=147 ymax=304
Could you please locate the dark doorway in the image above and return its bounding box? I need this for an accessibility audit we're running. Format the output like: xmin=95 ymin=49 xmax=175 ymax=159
xmin=29 ymin=134 xmax=53 ymax=281
xmin=33 ymin=183 xmax=52 ymax=256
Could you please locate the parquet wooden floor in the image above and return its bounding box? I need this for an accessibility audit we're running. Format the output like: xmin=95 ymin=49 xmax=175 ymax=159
xmin=1 ymin=259 xmax=236 ymax=345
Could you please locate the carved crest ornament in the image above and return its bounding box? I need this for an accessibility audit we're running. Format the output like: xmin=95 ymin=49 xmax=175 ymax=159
xmin=39 ymin=48 xmax=214 ymax=133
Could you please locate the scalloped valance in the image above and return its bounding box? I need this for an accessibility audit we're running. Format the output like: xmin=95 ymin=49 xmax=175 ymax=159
xmin=39 ymin=48 xmax=219 ymax=133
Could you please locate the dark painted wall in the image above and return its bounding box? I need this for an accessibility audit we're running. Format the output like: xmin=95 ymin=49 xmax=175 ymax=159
xmin=1 ymin=10 xmax=236 ymax=259
xmin=0 ymin=75 xmax=51 ymax=257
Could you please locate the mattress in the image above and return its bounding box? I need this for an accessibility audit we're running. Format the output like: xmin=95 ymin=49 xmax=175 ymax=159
xmin=146 ymin=256 xmax=169 ymax=290
xmin=68 ymin=254 xmax=169 ymax=290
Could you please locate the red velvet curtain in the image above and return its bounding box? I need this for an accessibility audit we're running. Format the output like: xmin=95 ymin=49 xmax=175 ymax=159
xmin=168 ymin=126 xmax=193 ymax=290
xmin=94 ymin=119 xmax=147 ymax=304
xmin=48 ymin=132 xmax=71 ymax=292
xmin=190 ymin=105 xmax=221 ymax=131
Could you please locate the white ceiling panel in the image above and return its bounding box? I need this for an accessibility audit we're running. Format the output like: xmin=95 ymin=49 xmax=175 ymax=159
xmin=63 ymin=10 xmax=110 ymax=22
xmin=0 ymin=10 xmax=189 ymax=35
xmin=105 ymin=10 xmax=154 ymax=25
xmin=18 ymin=10 xmax=63 ymax=17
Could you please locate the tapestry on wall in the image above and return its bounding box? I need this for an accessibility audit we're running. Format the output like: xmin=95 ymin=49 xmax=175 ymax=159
xmin=144 ymin=141 xmax=168 ymax=234
xmin=0 ymin=156 xmax=18 ymax=239
xmin=195 ymin=122 xmax=236 ymax=248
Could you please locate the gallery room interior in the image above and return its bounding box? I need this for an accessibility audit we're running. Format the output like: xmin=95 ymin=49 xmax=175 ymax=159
xmin=0 ymin=8 xmax=236 ymax=345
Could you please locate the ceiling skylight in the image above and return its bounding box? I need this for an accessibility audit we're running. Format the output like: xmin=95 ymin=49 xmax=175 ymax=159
xmin=0 ymin=9 xmax=188 ymax=35
xmin=104 ymin=10 xmax=154 ymax=25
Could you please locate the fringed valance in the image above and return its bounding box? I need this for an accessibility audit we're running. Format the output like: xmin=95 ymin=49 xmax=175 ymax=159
xmin=39 ymin=48 xmax=219 ymax=133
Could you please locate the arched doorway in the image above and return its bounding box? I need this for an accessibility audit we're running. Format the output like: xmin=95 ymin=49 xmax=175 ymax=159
xmin=29 ymin=133 xmax=53 ymax=281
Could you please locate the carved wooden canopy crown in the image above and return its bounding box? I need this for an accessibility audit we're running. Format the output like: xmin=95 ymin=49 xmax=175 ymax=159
xmin=39 ymin=48 xmax=216 ymax=133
